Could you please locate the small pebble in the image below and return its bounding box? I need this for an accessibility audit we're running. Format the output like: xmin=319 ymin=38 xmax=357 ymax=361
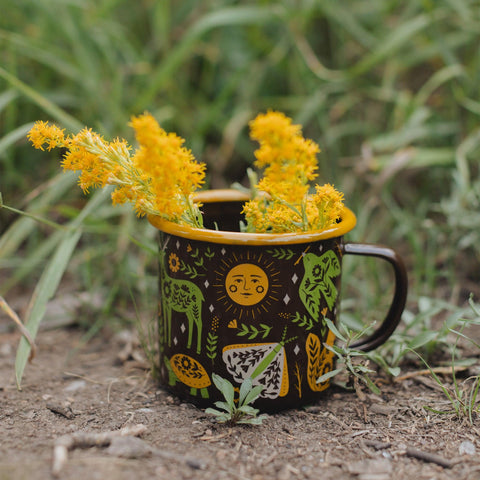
xmin=459 ymin=440 xmax=476 ymax=456
xmin=64 ymin=380 xmax=86 ymax=392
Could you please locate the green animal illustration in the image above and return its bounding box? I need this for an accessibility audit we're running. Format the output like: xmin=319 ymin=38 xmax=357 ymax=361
xmin=160 ymin=263 xmax=204 ymax=354
xmin=299 ymin=251 xmax=341 ymax=316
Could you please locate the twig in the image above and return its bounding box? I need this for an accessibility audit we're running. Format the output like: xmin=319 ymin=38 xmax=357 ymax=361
xmin=406 ymin=447 xmax=453 ymax=469
xmin=52 ymin=423 xmax=206 ymax=476
xmin=365 ymin=440 xmax=392 ymax=450
xmin=0 ymin=296 xmax=36 ymax=361
xmin=46 ymin=401 xmax=74 ymax=419
xmin=395 ymin=366 xmax=469 ymax=383
xmin=52 ymin=424 xmax=147 ymax=477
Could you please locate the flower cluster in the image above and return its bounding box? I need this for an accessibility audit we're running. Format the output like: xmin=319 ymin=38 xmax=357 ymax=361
xmin=28 ymin=110 xmax=344 ymax=233
xmin=242 ymin=111 xmax=344 ymax=233
xmin=28 ymin=113 xmax=206 ymax=227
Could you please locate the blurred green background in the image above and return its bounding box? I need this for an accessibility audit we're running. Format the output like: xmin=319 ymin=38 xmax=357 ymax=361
xmin=1 ymin=0 xmax=480 ymax=371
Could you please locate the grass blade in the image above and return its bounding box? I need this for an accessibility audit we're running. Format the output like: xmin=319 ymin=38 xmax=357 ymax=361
xmin=15 ymin=227 xmax=82 ymax=388
xmin=134 ymin=4 xmax=284 ymax=110
xmin=0 ymin=66 xmax=82 ymax=131
xmin=350 ymin=14 xmax=432 ymax=77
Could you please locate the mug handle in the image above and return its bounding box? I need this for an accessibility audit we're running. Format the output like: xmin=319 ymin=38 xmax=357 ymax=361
xmin=341 ymin=242 xmax=408 ymax=352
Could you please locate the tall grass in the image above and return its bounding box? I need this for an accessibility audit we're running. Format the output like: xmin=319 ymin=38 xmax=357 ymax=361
xmin=1 ymin=0 xmax=480 ymax=384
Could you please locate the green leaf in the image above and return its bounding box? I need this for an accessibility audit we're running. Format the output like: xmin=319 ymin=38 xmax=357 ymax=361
xmin=408 ymin=330 xmax=438 ymax=349
xmin=211 ymin=373 xmax=235 ymax=406
xmin=238 ymin=377 xmax=253 ymax=406
xmin=15 ymin=227 xmax=82 ymax=388
xmin=324 ymin=318 xmax=346 ymax=342
xmin=204 ymin=407 xmax=223 ymax=416
xmin=237 ymin=414 xmax=267 ymax=425
xmin=317 ymin=367 xmax=343 ymax=384
xmin=361 ymin=375 xmax=381 ymax=395
xmin=242 ymin=384 xmax=264 ymax=406
xmin=212 ymin=401 xmax=231 ymax=413
xmin=237 ymin=405 xmax=260 ymax=415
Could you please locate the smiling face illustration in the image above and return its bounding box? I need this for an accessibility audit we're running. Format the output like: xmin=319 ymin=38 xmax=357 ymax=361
xmin=225 ymin=263 xmax=269 ymax=306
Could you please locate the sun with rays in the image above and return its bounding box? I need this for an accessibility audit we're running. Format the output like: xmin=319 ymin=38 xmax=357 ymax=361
xmin=213 ymin=251 xmax=282 ymax=321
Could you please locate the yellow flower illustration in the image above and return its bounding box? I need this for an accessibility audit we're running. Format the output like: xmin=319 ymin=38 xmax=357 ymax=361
xmin=168 ymin=253 xmax=180 ymax=273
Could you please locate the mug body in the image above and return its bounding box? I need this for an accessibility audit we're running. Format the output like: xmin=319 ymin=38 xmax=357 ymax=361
xmin=149 ymin=190 xmax=357 ymax=412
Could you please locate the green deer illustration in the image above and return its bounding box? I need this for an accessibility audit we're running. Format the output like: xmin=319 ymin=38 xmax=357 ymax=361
xmin=160 ymin=256 xmax=205 ymax=355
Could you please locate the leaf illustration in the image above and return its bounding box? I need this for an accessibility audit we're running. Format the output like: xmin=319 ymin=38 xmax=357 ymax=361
xmin=237 ymin=323 xmax=272 ymax=340
xmin=291 ymin=312 xmax=315 ymax=330
xmin=206 ymin=332 xmax=218 ymax=361
xmin=267 ymin=248 xmax=294 ymax=260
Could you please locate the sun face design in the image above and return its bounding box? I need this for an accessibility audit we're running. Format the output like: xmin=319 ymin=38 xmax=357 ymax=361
xmin=214 ymin=252 xmax=281 ymax=320
xmin=225 ymin=263 xmax=269 ymax=306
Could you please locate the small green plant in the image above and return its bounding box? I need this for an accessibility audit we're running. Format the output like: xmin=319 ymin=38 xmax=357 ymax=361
xmin=318 ymin=318 xmax=400 ymax=396
xmin=413 ymin=296 xmax=480 ymax=424
xmin=205 ymin=374 xmax=267 ymax=425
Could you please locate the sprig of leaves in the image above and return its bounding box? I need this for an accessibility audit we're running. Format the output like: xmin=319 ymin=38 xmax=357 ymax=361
xmin=237 ymin=323 xmax=272 ymax=340
xmin=318 ymin=318 xmax=400 ymax=395
xmin=205 ymin=374 xmax=267 ymax=425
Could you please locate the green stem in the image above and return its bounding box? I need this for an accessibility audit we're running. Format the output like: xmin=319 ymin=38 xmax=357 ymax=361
xmin=0 ymin=200 xmax=66 ymax=231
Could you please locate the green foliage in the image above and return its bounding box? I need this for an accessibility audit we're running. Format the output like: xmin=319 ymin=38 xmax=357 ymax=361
xmin=319 ymin=318 xmax=400 ymax=395
xmin=411 ymin=297 xmax=480 ymax=423
xmin=205 ymin=374 xmax=267 ymax=425
xmin=2 ymin=0 xmax=480 ymax=389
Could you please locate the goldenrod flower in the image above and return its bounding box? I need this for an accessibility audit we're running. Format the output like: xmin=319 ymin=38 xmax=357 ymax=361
xmin=28 ymin=113 xmax=206 ymax=227
xmin=309 ymin=183 xmax=345 ymax=230
xmin=28 ymin=110 xmax=344 ymax=234
xmin=245 ymin=111 xmax=344 ymax=233
xmin=27 ymin=121 xmax=67 ymax=151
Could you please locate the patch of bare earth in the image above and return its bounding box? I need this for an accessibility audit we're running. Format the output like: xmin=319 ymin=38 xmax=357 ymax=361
xmin=1 ymin=328 xmax=479 ymax=480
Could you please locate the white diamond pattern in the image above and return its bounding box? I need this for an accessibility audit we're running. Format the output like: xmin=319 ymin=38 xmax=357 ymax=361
xmin=291 ymin=273 xmax=298 ymax=284
xmin=209 ymin=304 xmax=214 ymax=313
xmin=283 ymin=294 xmax=290 ymax=305
xmin=204 ymin=280 xmax=209 ymax=288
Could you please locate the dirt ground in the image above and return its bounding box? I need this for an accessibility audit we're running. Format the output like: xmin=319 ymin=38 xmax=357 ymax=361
xmin=1 ymin=326 xmax=479 ymax=480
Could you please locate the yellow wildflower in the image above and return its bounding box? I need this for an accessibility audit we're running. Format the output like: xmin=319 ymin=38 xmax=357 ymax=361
xmin=245 ymin=111 xmax=343 ymax=233
xmin=130 ymin=112 xmax=205 ymax=224
xmin=249 ymin=110 xmax=301 ymax=150
xmin=27 ymin=121 xmax=67 ymax=151
xmin=28 ymin=114 xmax=206 ymax=226
xmin=308 ymin=184 xmax=345 ymax=230
xmin=28 ymin=110 xmax=344 ymax=233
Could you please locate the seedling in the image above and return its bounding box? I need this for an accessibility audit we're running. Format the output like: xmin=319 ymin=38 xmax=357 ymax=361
xmin=414 ymin=296 xmax=480 ymax=424
xmin=318 ymin=318 xmax=400 ymax=395
xmin=205 ymin=374 xmax=267 ymax=425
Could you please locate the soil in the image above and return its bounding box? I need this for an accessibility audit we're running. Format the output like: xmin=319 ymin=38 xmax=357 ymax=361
xmin=1 ymin=327 xmax=480 ymax=480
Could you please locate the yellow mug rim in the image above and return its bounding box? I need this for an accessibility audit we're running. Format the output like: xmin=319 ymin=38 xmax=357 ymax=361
xmin=147 ymin=189 xmax=357 ymax=246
